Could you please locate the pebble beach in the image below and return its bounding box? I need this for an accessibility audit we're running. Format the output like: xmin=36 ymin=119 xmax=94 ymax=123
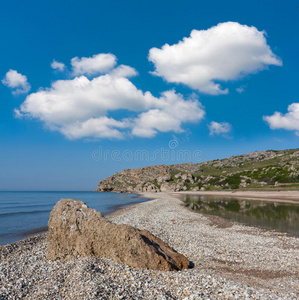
xmin=0 ymin=192 xmax=298 ymax=299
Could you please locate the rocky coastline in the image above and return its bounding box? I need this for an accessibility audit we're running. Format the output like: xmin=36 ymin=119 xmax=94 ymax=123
xmin=0 ymin=192 xmax=298 ymax=299
xmin=97 ymin=149 xmax=299 ymax=193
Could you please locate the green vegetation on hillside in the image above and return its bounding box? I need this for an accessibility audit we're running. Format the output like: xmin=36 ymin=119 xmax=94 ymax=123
xmin=98 ymin=148 xmax=299 ymax=192
xmin=170 ymin=149 xmax=299 ymax=191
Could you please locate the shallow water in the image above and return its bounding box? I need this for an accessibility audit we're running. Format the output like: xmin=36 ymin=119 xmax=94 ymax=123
xmin=0 ymin=191 xmax=147 ymax=245
xmin=185 ymin=195 xmax=299 ymax=237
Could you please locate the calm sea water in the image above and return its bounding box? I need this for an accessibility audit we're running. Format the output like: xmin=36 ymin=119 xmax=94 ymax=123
xmin=0 ymin=191 xmax=148 ymax=246
xmin=185 ymin=195 xmax=299 ymax=237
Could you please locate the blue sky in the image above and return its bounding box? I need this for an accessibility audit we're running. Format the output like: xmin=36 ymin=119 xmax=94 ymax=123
xmin=0 ymin=0 xmax=298 ymax=191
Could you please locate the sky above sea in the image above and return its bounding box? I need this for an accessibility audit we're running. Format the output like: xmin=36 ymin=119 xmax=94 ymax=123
xmin=0 ymin=0 xmax=298 ymax=191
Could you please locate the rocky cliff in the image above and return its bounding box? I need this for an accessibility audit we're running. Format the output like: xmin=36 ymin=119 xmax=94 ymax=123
xmin=98 ymin=149 xmax=299 ymax=193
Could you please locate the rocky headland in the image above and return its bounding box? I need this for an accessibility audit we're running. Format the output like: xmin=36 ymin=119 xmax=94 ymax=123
xmin=98 ymin=149 xmax=299 ymax=193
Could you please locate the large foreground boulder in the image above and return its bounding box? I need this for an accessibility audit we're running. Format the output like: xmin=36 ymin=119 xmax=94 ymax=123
xmin=47 ymin=199 xmax=190 ymax=271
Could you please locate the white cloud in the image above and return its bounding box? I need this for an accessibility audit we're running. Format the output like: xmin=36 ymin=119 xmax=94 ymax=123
xmin=71 ymin=53 xmax=117 ymax=76
xmin=2 ymin=69 xmax=31 ymax=95
xmin=132 ymin=90 xmax=205 ymax=138
xmin=149 ymin=22 xmax=282 ymax=95
xmin=236 ymin=87 xmax=245 ymax=93
xmin=263 ymin=103 xmax=299 ymax=135
xmin=15 ymin=74 xmax=155 ymax=139
xmin=59 ymin=117 xmax=130 ymax=140
xmin=15 ymin=58 xmax=205 ymax=139
xmin=208 ymin=121 xmax=232 ymax=136
xmin=109 ymin=65 xmax=138 ymax=78
xmin=51 ymin=60 xmax=65 ymax=71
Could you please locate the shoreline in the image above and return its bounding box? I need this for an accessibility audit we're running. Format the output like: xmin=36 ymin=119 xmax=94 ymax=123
xmin=173 ymin=190 xmax=299 ymax=204
xmin=102 ymin=194 xmax=152 ymax=216
xmin=174 ymin=191 xmax=299 ymax=238
xmin=5 ymin=190 xmax=299 ymax=245
xmin=0 ymin=191 xmax=298 ymax=299
xmin=0 ymin=193 xmax=151 ymax=247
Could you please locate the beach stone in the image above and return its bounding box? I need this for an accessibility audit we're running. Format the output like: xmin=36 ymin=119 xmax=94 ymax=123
xmin=47 ymin=199 xmax=190 ymax=271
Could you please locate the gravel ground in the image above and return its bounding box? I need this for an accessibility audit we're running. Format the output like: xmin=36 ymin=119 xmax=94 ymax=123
xmin=0 ymin=192 xmax=298 ymax=299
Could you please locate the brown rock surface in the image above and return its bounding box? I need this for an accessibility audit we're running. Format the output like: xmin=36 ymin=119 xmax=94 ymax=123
xmin=47 ymin=199 xmax=190 ymax=271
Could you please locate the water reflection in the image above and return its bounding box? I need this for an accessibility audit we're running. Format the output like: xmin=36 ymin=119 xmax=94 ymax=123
xmin=185 ymin=195 xmax=299 ymax=237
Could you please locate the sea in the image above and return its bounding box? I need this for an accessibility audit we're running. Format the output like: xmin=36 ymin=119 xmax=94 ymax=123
xmin=0 ymin=191 xmax=148 ymax=246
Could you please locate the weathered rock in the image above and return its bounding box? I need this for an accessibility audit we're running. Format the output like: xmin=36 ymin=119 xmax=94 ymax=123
xmin=97 ymin=164 xmax=172 ymax=193
xmin=142 ymin=183 xmax=159 ymax=192
xmin=182 ymin=173 xmax=194 ymax=182
xmin=159 ymin=182 xmax=178 ymax=192
xmin=157 ymin=174 xmax=172 ymax=183
xmin=47 ymin=199 xmax=190 ymax=271
xmin=98 ymin=183 xmax=113 ymax=192
xmin=174 ymin=172 xmax=183 ymax=179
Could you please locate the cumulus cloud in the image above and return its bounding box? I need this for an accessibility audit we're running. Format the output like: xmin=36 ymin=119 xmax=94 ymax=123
xmin=2 ymin=69 xmax=31 ymax=95
xmin=263 ymin=103 xmax=299 ymax=135
xmin=71 ymin=53 xmax=117 ymax=76
xmin=208 ymin=121 xmax=232 ymax=136
xmin=132 ymin=90 xmax=205 ymax=138
xmin=149 ymin=22 xmax=282 ymax=95
xmin=59 ymin=117 xmax=130 ymax=139
xmin=109 ymin=65 xmax=138 ymax=78
xmin=15 ymin=74 xmax=154 ymax=139
xmin=15 ymin=56 xmax=205 ymax=139
xmin=51 ymin=60 xmax=65 ymax=71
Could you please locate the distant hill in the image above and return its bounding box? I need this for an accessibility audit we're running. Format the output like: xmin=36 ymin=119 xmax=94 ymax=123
xmin=98 ymin=149 xmax=299 ymax=193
